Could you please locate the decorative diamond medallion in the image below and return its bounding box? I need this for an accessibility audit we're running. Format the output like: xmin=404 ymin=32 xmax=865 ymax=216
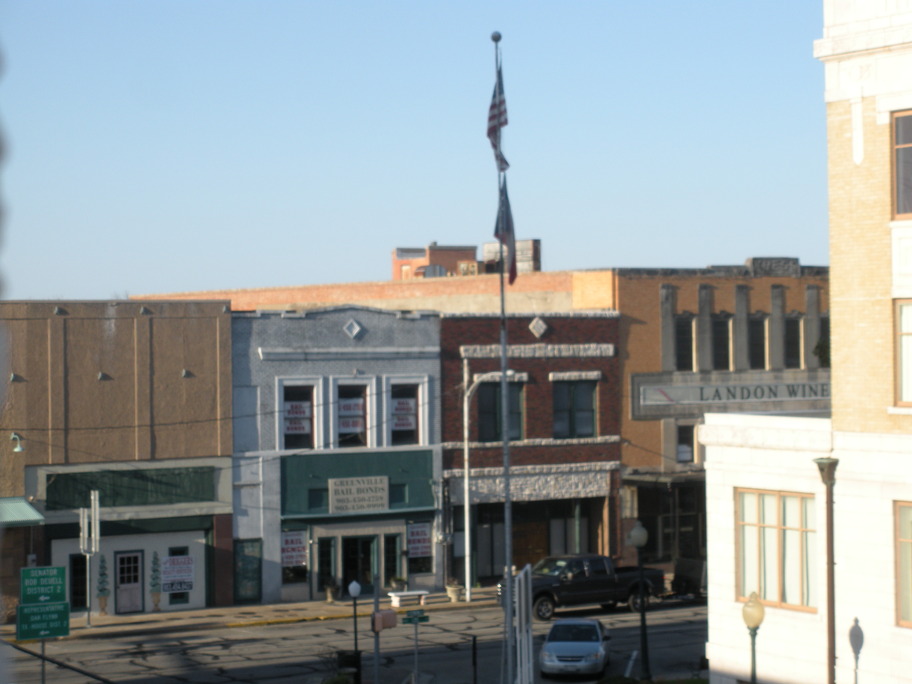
xmin=343 ymin=319 xmax=363 ymax=340
xmin=529 ymin=316 xmax=548 ymax=339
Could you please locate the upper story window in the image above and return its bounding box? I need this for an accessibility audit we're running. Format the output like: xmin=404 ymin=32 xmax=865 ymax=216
xmin=712 ymin=315 xmax=731 ymax=371
xmin=785 ymin=316 xmax=803 ymax=369
xmin=478 ymin=382 xmax=523 ymax=442
xmin=337 ymin=385 xmax=368 ymax=448
xmin=675 ymin=315 xmax=694 ymax=371
xmin=553 ymin=381 xmax=596 ymax=439
xmin=736 ymin=489 xmax=816 ymax=611
xmin=283 ymin=384 xmax=314 ymax=450
xmin=748 ymin=316 xmax=767 ymax=370
xmin=676 ymin=424 xmax=695 ymax=463
xmin=897 ymin=302 xmax=912 ymax=405
xmin=895 ymin=111 xmax=912 ymax=218
xmin=897 ymin=501 xmax=912 ymax=627
xmin=389 ymin=384 xmax=420 ymax=446
xmin=814 ymin=316 xmax=831 ymax=369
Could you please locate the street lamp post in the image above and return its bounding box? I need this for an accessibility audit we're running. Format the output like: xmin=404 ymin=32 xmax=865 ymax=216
xmin=815 ymin=456 xmax=839 ymax=684
xmin=461 ymin=361 xmax=512 ymax=602
xmin=628 ymin=520 xmax=652 ymax=681
xmin=348 ymin=580 xmax=361 ymax=652
xmin=742 ymin=592 xmax=765 ymax=684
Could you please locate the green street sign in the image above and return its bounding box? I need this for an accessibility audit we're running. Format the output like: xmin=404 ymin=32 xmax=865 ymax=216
xmin=17 ymin=602 xmax=70 ymax=641
xmin=406 ymin=609 xmax=425 ymax=617
xmin=20 ymin=567 xmax=67 ymax=604
xmin=402 ymin=615 xmax=429 ymax=624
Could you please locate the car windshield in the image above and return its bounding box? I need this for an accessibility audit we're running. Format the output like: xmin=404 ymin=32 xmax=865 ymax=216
xmin=532 ymin=558 xmax=571 ymax=576
xmin=548 ymin=623 xmax=599 ymax=643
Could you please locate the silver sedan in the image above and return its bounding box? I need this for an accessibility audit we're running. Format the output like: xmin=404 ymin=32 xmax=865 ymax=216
xmin=538 ymin=618 xmax=610 ymax=678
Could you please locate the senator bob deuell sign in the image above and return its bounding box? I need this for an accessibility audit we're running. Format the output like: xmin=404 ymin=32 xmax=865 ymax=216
xmin=631 ymin=370 xmax=831 ymax=419
xmin=329 ymin=476 xmax=389 ymax=514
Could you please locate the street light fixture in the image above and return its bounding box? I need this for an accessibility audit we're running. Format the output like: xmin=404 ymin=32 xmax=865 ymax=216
xmin=348 ymin=580 xmax=361 ymax=652
xmin=627 ymin=520 xmax=652 ymax=681
xmin=742 ymin=591 xmax=765 ymax=684
xmin=462 ymin=361 xmax=514 ymax=602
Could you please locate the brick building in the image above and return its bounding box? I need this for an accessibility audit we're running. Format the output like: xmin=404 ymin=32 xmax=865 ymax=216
xmin=0 ymin=301 xmax=234 ymax=619
xmin=438 ymin=312 xmax=621 ymax=583
xmin=702 ymin=3 xmax=912 ymax=682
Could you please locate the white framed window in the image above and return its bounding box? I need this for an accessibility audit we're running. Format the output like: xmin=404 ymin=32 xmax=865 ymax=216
xmin=897 ymin=301 xmax=912 ymax=405
xmin=331 ymin=378 xmax=377 ymax=449
xmin=736 ymin=489 xmax=817 ymax=611
xmin=279 ymin=377 xmax=323 ymax=450
xmin=384 ymin=376 xmax=429 ymax=447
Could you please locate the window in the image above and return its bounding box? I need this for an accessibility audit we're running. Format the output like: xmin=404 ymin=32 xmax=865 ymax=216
xmin=676 ymin=425 xmax=695 ymax=463
xmin=338 ymin=385 xmax=367 ymax=447
xmin=478 ymin=382 xmax=523 ymax=442
xmin=897 ymin=502 xmax=912 ymax=627
xmin=736 ymin=489 xmax=816 ymax=610
xmin=390 ymin=384 xmax=419 ymax=446
xmin=748 ymin=316 xmax=767 ymax=370
xmin=553 ymin=381 xmax=596 ymax=438
xmin=897 ymin=302 xmax=912 ymax=404
xmin=894 ymin=111 xmax=912 ymax=218
xmin=283 ymin=384 xmax=313 ymax=449
xmin=814 ymin=316 xmax=831 ymax=368
xmin=675 ymin=315 xmax=694 ymax=371
xmin=712 ymin=316 xmax=731 ymax=371
xmin=785 ymin=317 xmax=802 ymax=369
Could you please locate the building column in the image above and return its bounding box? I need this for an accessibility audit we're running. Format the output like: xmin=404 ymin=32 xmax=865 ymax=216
xmin=805 ymin=285 xmax=822 ymax=370
xmin=733 ymin=285 xmax=750 ymax=371
xmin=696 ymin=285 xmax=713 ymax=372
xmin=660 ymin=285 xmax=677 ymax=372
xmin=768 ymin=285 xmax=786 ymax=370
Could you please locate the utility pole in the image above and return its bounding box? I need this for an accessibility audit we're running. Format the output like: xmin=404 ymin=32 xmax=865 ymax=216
xmin=79 ymin=490 xmax=99 ymax=627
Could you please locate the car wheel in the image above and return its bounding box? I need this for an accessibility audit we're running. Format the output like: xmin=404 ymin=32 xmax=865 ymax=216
xmin=540 ymin=670 xmax=551 ymax=680
xmin=533 ymin=595 xmax=556 ymax=621
xmin=628 ymin=590 xmax=649 ymax=613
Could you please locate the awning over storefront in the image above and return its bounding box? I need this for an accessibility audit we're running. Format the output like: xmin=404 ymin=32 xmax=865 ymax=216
xmin=0 ymin=497 xmax=44 ymax=527
xmin=622 ymin=470 xmax=705 ymax=487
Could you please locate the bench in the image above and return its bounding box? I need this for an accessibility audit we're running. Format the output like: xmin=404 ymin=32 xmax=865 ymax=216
xmin=388 ymin=590 xmax=428 ymax=608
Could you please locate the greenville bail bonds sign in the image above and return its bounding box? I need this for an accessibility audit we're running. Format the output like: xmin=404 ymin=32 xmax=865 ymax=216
xmin=329 ymin=476 xmax=389 ymax=514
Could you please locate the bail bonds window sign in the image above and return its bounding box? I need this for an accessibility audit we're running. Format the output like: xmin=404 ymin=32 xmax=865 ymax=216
xmin=162 ymin=556 xmax=194 ymax=593
xmin=329 ymin=476 xmax=388 ymax=514
xmin=284 ymin=401 xmax=312 ymax=434
xmin=281 ymin=531 xmax=307 ymax=567
xmin=407 ymin=522 xmax=432 ymax=558
xmin=338 ymin=397 xmax=365 ymax=433
xmin=391 ymin=397 xmax=417 ymax=430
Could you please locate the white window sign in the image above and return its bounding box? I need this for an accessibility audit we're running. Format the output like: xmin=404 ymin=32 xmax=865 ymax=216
xmin=339 ymin=398 xmax=364 ymax=416
xmin=162 ymin=556 xmax=194 ymax=593
xmin=284 ymin=401 xmax=312 ymax=434
xmin=282 ymin=531 xmax=307 ymax=567
xmin=408 ymin=522 xmax=432 ymax=558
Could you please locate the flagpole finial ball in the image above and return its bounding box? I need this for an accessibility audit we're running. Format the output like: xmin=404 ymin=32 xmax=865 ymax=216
xmin=491 ymin=31 xmax=501 ymax=43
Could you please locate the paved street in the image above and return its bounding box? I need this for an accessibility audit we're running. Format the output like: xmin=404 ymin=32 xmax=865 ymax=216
xmin=1 ymin=592 xmax=706 ymax=684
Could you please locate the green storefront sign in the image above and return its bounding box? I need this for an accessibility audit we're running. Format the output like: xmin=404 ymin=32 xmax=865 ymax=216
xmin=17 ymin=602 xmax=70 ymax=640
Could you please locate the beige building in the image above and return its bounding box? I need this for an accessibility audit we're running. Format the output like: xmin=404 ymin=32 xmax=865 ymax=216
xmin=0 ymin=301 xmax=234 ymax=619
xmin=702 ymin=3 xmax=912 ymax=682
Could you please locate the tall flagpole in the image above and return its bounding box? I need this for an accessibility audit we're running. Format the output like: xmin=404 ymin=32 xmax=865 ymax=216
xmin=490 ymin=30 xmax=515 ymax=684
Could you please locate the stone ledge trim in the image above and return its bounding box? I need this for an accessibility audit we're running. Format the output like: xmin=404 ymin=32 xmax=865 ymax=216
xmin=441 ymin=435 xmax=621 ymax=450
xmin=460 ymin=343 xmax=615 ymax=359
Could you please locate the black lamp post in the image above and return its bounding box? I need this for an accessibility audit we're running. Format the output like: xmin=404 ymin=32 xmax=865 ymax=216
xmin=742 ymin=591 xmax=765 ymax=684
xmin=814 ymin=456 xmax=838 ymax=684
xmin=628 ymin=520 xmax=652 ymax=681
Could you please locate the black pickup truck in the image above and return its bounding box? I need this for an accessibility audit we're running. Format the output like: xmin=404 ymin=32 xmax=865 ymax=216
xmin=501 ymin=554 xmax=666 ymax=621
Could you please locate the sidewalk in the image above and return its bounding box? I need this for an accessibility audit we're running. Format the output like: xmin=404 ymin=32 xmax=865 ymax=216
xmin=1 ymin=586 xmax=500 ymax=641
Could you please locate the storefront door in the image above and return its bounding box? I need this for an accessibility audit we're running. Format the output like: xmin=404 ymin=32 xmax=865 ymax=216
xmin=115 ymin=551 xmax=143 ymax=614
xmin=342 ymin=536 xmax=376 ymax=595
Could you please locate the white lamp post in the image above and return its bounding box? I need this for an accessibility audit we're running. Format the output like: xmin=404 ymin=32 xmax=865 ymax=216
xmin=627 ymin=520 xmax=652 ymax=681
xmin=461 ymin=361 xmax=512 ymax=602
xmin=742 ymin=591 xmax=765 ymax=684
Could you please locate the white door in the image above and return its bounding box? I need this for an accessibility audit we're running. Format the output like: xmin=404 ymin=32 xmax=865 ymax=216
xmin=115 ymin=551 xmax=143 ymax=614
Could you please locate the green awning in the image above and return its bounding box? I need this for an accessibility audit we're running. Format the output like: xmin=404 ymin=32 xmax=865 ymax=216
xmin=0 ymin=497 xmax=44 ymax=527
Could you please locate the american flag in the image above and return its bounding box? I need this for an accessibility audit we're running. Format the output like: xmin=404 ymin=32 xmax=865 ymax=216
xmin=487 ymin=66 xmax=509 ymax=172
xmin=494 ymin=177 xmax=517 ymax=284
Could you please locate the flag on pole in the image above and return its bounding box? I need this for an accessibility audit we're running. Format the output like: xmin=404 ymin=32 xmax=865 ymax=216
xmin=487 ymin=65 xmax=509 ymax=172
xmin=495 ymin=177 xmax=517 ymax=284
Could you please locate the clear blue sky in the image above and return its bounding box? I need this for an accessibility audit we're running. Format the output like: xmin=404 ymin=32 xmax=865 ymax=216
xmin=0 ymin=1 xmax=827 ymax=301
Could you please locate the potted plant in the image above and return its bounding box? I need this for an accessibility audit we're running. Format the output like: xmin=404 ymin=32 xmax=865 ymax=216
xmin=445 ymin=578 xmax=461 ymax=602
xmin=96 ymin=554 xmax=110 ymax=615
xmin=150 ymin=551 xmax=162 ymax=611
xmin=322 ymin=575 xmax=339 ymax=603
xmin=390 ymin=576 xmax=407 ymax=591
